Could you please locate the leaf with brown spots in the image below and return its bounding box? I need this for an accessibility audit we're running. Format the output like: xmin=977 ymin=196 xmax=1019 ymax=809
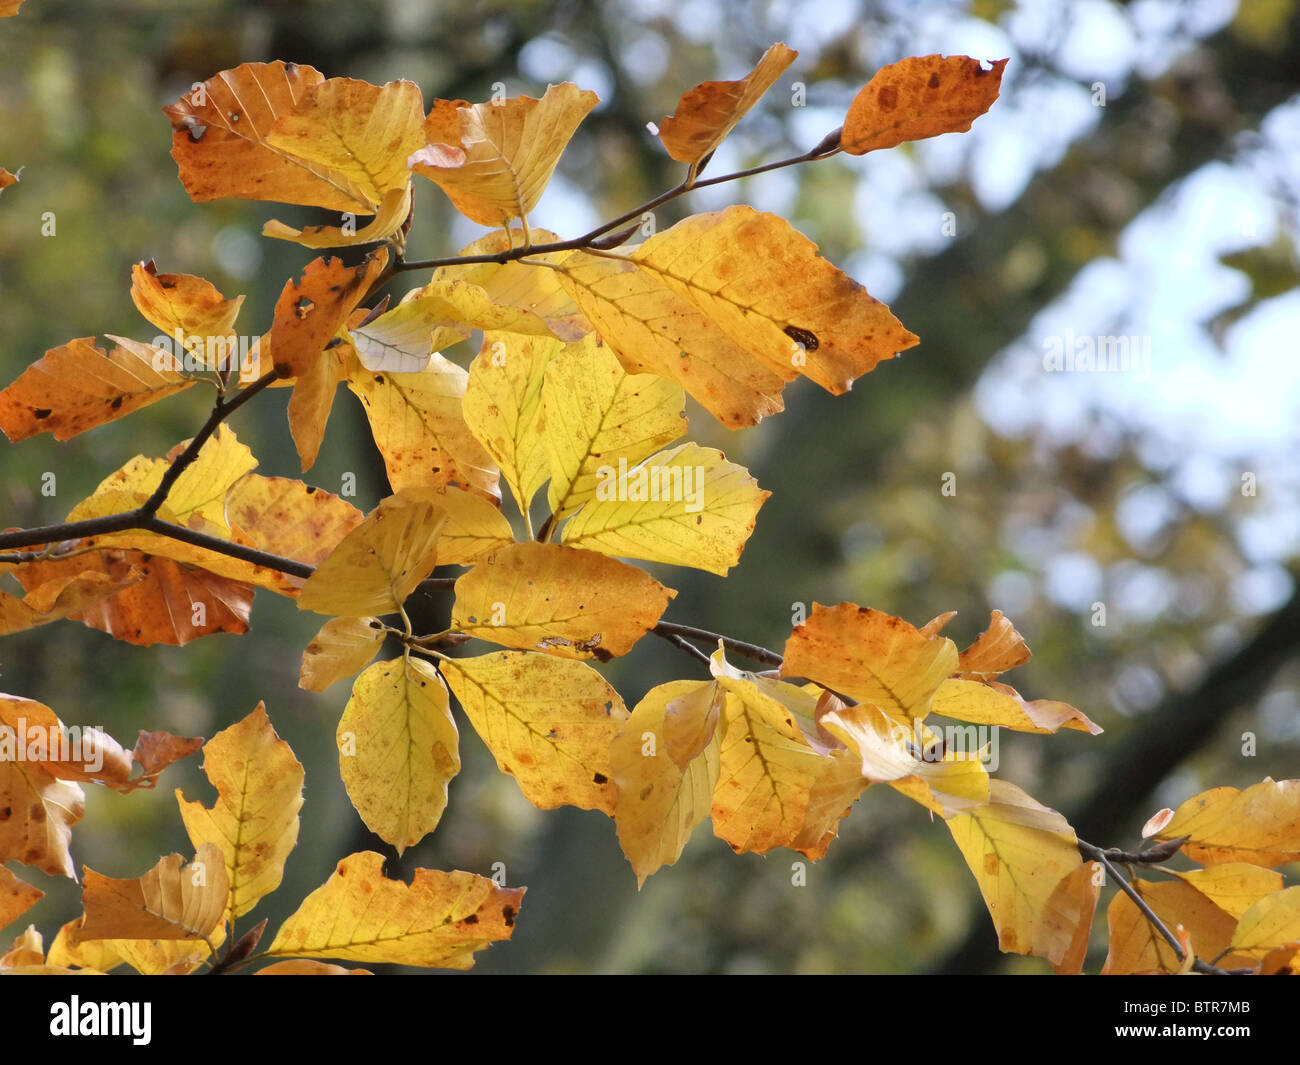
xmin=0 ymin=336 xmax=194 ymax=443
xmin=842 ymin=55 xmax=1008 ymax=155
xmin=0 ymin=695 xmax=85 ymax=877
xmin=176 ymin=703 xmax=304 ymax=923
xmin=266 ymin=851 xmax=523 ymax=969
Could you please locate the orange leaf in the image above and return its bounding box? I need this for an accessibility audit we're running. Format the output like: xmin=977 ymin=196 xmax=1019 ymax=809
xmin=0 ymin=696 xmax=84 ymax=877
xmin=0 ymin=336 xmax=193 ymax=443
xmin=659 ymin=43 xmax=797 ymax=165
xmin=842 ymin=55 xmax=1008 ymax=155
xmin=164 ymin=61 xmax=375 ymax=211
xmin=0 ymin=866 xmax=42 ymax=928
xmin=130 ymin=262 xmax=244 ymax=362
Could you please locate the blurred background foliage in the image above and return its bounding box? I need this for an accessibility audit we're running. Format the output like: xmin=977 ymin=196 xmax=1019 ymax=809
xmin=1 ymin=0 xmax=1297 ymax=973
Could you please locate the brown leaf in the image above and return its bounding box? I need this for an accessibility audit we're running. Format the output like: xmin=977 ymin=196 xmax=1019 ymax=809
xmin=659 ymin=43 xmax=797 ymax=165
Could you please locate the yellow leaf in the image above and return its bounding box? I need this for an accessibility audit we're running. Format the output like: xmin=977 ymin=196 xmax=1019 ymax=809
xmin=441 ymin=651 xmax=628 ymax=814
xmin=0 ymin=336 xmax=193 ymax=443
xmin=842 ymin=55 xmax=1009 ymax=155
xmin=451 ymin=542 xmax=674 ymax=660
xmin=47 ymin=917 xmax=125 ymax=972
xmin=79 ymin=842 xmax=229 ymax=942
xmin=410 ymin=84 xmax=598 ymax=228
xmin=347 ymin=295 xmax=450 ymax=374
xmin=225 ymin=474 xmax=363 ymax=581
xmin=542 ymin=334 xmax=687 ymax=519
xmin=0 ymin=865 xmax=42 ymax=928
xmin=69 ymin=423 xmax=257 ymax=537
xmin=782 ymin=603 xmax=958 ymax=720
xmin=556 ymin=206 xmax=917 ymax=426
xmin=425 ymin=228 xmax=590 ymax=341
xmin=176 ymin=703 xmax=304 ymax=921
xmin=129 ymin=262 xmax=244 ymax=364
xmin=931 ymin=678 xmax=1102 ymax=734
xmin=297 ymin=489 xmax=447 ymax=616
xmin=0 ymin=695 xmax=85 ymax=877
xmin=267 ymin=851 xmax=523 ymax=968
xmin=1156 ymin=778 xmax=1300 ymax=868
xmin=338 ymin=658 xmax=459 ymax=854
xmin=560 ymin=443 xmax=769 ymax=576
xmin=1168 ymin=863 xmax=1284 ymax=920
xmin=300 ymin=616 xmax=387 ymax=692
xmin=264 ymin=77 xmax=425 ymax=206
xmin=946 ymin=779 xmax=1088 ymax=962
xmin=163 ymin=62 xmax=375 ymax=211
xmin=612 ymin=680 xmax=721 ymax=886
xmin=1229 ymin=886 xmax=1300 ymax=958
xmin=659 ymin=43 xmax=798 ymax=165
xmin=710 ymin=686 xmax=829 ymax=855
xmin=464 ymin=333 xmax=558 ymax=518
xmin=347 ymin=355 xmax=500 ymax=499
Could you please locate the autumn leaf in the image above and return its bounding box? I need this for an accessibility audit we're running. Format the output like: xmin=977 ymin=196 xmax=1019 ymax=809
xmin=225 ymin=474 xmax=363 ymax=580
xmin=1155 ymin=779 xmax=1300 ymax=868
xmin=0 ymin=866 xmax=42 ymax=929
xmin=410 ymin=84 xmax=598 ymax=230
xmin=932 ymin=678 xmax=1101 ymax=735
xmin=0 ymin=571 xmax=134 ymax=636
xmin=300 ymin=616 xmax=387 ymax=692
xmin=0 ymin=335 xmax=193 ymax=443
xmin=0 ymin=165 xmax=19 ymax=190
xmin=129 ymin=262 xmax=244 ymax=366
xmin=257 ymin=75 xmax=424 ymax=246
xmin=297 ymin=489 xmax=447 ymax=616
xmin=128 ymin=730 xmax=204 ymax=790
xmin=782 ymin=603 xmax=958 ymax=721
xmin=337 ymin=657 xmax=460 ymax=853
xmin=267 ymin=250 xmax=389 ymax=469
xmin=267 ymin=851 xmax=523 ymax=969
xmin=946 ymin=779 xmax=1092 ymax=964
xmin=441 ymin=650 xmax=628 ymax=814
xmin=1230 ymin=887 xmax=1300 ymax=958
xmin=559 ymin=443 xmax=769 ymax=576
xmin=541 ymin=333 xmax=687 ymax=520
xmin=164 ymin=62 xmax=375 ymax=212
xmin=955 ymin=610 xmax=1032 ymax=679
xmin=463 ymin=333 xmax=558 ymax=519
xmin=612 ymin=680 xmax=721 ymax=885
xmin=1168 ymin=863 xmax=1285 ymax=920
xmin=79 ymin=842 xmax=229 ymax=942
xmin=709 ymin=684 xmax=830 ymax=855
xmin=451 ymin=542 xmax=674 ymax=660
xmin=175 ymin=704 xmax=304 ymax=921
xmin=0 ymin=925 xmax=45 ymax=968
xmin=557 ymin=206 xmax=917 ymax=426
xmin=10 ymin=547 xmax=254 ymax=646
xmin=46 ymin=917 xmax=125 ymax=972
xmin=346 ymin=354 xmax=500 ymax=500
xmin=1101 ymin=877 xmax=1254 ymax=974
xmin=659 ymin=43 xmax=797 ymax=167
xmin=841 ymin=55 xmax=1008 ymax=155
xmin=0 ymin=696 xmax=85 ymax=877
